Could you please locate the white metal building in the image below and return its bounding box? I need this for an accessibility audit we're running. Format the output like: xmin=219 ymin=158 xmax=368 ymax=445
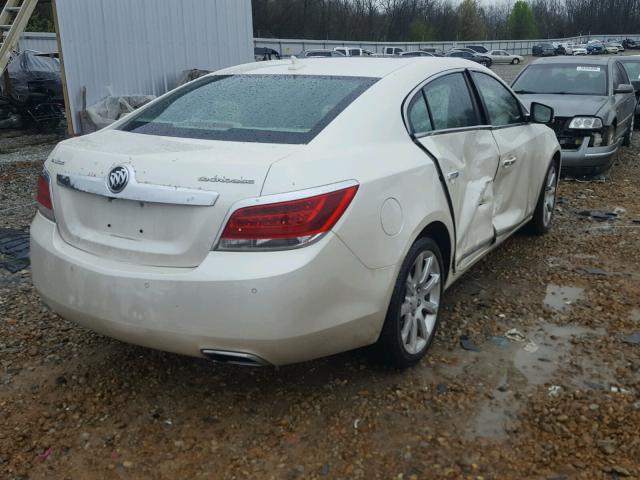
xmin=53 ymin=0 xmax=254 ymax=134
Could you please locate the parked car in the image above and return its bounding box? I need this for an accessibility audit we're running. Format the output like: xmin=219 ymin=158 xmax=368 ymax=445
xmin=466 ymin=45 xmax=488 ymax=54
xmin=334 ymin=47 xmax=375 ymax=57
xmin=553 ymin=43 xmax=566 ymax=55
xmin=446 ymin=50 xmax=492 ymax=67
xmin=383 ymin=46 xmax=404 ymax=56
xmin=400 ymin=51 xmax=435 ymax=57
xmin=254 ymin=47 xmax=281 ymax=61
xmin=420 ymin=47 xmax=444 ymax=56
xmin=450 ymin=47 xmax=478 ymax=55
xmin=619 ymin=56 xmax=640 ymax=128
xmin=558 ymin=43 xmax=573 ymax=55
xmin=31 ymin=57 xmax=560 ymax=369
xmin=607 ymin=40 xmax=624 ymax=52
xmin=532 ymin=43 xmax=556 ymax=56
xmin=486 ymin=50 xmax=523 ymax=65
xmin=604 ymin=43 xmax=619 ymax=54
xmin=622 ymin=38 xmax=638 ymax=49
xmin=586 ymin=41 xmax=605 ymax=55
xmin=297 ymin=49 xmax=346 ymax=58
xmin=569 ymin=44 xmax=588 ymax=56
xmin=512 ymin=57 xmax=636 ymax=174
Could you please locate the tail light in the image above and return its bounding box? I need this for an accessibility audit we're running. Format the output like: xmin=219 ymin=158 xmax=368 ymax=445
xmin=36 ymin=171 xmax=55 ymax=221
xmin=217 ymin=184 xmax=358 ymax=250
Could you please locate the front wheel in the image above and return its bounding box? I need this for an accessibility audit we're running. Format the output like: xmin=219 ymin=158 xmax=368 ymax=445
xmin=512 ymin=58 xmax=520 ymax=65
xmin=376 ymin=237 xmax=444 ymax=369
xmin=527 ymin=161 xmax=558 ymax=235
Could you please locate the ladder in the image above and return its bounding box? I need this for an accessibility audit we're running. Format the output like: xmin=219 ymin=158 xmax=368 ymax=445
xmin=0 ymin=0 xmax=39 ymax=75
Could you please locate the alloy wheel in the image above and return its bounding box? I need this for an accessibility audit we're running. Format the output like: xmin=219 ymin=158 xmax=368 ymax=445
xmin=543 ymin=164 xmax=557 ymax=227
xmin=400 ymin=250 xmax=441 ymax=355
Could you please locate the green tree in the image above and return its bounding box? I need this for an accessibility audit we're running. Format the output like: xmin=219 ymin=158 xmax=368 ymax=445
xmin=507 ymin=1 xmax=537 ymax=39
xmin=457 ymin=0 xmax=485 ymax=41
xmin=407 ymin=17 xmax=433 ymax=42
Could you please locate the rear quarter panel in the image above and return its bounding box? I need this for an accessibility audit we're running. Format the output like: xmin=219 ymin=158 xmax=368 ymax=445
xmin=261 ymin=142 xmax=453 ymax=271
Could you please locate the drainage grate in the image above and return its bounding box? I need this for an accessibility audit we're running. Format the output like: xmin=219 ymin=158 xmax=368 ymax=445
xmin=0 ymin=228 xmax=30 ymax=273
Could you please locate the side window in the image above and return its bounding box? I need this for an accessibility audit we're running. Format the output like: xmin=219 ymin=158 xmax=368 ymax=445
xmin=423 ymin=73 xmax=479 ymax=130
xmin=471 ymin=72 xmax=523 ymax=127
xmin=614 ymin=63 xmax=629 ymax=86
xmin=336 ymin=48 xmax=346 ymax=55
xmin=407 ymin=92 xmax=432 ymax=134
xmin=350 ymin=49 xmax=361 ymax=56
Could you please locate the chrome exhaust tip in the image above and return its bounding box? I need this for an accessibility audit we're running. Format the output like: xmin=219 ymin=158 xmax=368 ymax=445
xmin=200 ymin=349 xmax=271 ymax=367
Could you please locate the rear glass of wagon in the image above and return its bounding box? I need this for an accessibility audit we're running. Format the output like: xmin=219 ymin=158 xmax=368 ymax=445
xmin=120 ymin=74 xmax=378 ymax=144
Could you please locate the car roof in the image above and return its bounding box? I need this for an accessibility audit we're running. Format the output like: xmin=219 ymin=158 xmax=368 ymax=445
xmin=216 ymin=57 xmax=477 ymax=79
xmin=619 ymin=55 xmax=640 ymax=61
xmin=530 ymin=56 xmax=612 ymax=66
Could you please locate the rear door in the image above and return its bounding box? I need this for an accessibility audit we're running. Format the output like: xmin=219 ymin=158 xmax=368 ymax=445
xmin=409 ymin=71 xmax=500 ymax=265
xmin=469 ymin=70 xmax=539 ymax=234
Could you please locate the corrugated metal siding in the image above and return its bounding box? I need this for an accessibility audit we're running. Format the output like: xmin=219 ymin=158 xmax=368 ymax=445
xmin=55 ymin=0 xmax=253 ymax=133
xmin=19 ymin=32 xmax=58 ymax=53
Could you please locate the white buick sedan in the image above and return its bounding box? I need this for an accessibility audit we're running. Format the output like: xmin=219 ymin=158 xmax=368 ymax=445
xmin=31 ymin=58 xmax=560 ymax=368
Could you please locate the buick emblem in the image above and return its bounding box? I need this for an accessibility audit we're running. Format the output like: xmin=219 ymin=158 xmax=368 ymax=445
xmin=107 ymin=166 xmax=129 ymax=193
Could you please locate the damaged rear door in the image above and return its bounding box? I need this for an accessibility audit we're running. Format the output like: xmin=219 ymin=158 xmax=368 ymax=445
xmin=410 ymin=71 xmax=500 ymax=266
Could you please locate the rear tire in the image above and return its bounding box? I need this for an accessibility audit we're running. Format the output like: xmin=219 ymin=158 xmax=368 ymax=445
xmin=528 ymin=161 xmax=558 ymax=235
xmin=376 ymin=237 xmax=444 ymax=369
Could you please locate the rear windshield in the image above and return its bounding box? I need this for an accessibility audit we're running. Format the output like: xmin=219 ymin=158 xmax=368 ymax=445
xmin=512 ymin=64 xmax=608 ymax=96
xmin=120 ymin=74 xmax=378 ymax=144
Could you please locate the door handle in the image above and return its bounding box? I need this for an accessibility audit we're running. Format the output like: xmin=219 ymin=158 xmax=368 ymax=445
xmin=503 ymin=156 xmax=517 ymax=167
xmin=446 ymin=170 xmax=460 ymax=181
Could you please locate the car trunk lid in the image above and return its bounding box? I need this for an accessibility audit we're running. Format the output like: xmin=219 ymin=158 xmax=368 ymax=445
xmin=50 ymin=130 xmax=299 ymax=267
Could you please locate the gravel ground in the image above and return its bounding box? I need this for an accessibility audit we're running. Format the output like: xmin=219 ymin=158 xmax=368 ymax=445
xmin=1 ymin=60 xmax=640 ymax=479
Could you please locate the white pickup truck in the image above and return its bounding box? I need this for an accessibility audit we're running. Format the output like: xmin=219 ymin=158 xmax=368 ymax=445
xmin=333 ymin=47 xmax=375 ymax=57
xmin=382 ymin=46 xmax=404 ymax=56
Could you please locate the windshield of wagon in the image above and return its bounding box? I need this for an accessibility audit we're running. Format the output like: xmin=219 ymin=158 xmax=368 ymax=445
xmin=119 ymin=74 xmax=378 ymax=144
xmin=512 ymin=64 xmax=608 ymax=96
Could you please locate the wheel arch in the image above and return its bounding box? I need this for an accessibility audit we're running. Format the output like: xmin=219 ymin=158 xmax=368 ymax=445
xmin=414 ymin=221 xmax=452 ymax=283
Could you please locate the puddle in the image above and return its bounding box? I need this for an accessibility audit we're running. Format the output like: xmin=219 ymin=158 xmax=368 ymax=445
xmin=544 ymin=284 xmax=584 ymax=312
xmin=462 ymin=322 xmax=607 ymax=441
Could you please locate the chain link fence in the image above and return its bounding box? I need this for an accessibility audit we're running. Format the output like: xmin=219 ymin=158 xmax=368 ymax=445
xmin=255 ymin=34 xmax=640 ymax=57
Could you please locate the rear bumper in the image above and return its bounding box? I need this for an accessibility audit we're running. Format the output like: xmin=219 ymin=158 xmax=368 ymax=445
xmin=559 ymin=137 xmax=620 ymax=171
xmin=30 ymin=213 xmax=396 ymax=365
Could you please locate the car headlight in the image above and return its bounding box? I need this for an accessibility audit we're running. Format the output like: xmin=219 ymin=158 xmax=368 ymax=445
xmin=568 ymin=117 xmax=603 ymax=129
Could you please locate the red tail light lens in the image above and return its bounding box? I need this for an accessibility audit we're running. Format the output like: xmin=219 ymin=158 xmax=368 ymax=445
xmin=36 ymin=172 xmax=55 ymax=221
xmin=218 ymin=185 xmax=358 ymax=250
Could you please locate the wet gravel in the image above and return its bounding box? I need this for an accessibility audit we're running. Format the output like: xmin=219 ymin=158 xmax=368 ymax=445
xmin=1 ymin=62 xmax=640 ymax=479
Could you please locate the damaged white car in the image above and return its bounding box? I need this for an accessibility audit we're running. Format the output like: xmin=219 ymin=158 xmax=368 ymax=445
xmin=31 ymin=58 xmax=560 ymax=368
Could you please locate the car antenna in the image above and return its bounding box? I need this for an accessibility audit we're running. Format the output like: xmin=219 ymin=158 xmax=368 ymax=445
xmin=289 ymin=56 xmax=305 ymax=71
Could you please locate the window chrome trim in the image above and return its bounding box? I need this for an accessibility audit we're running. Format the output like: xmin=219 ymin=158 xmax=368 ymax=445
xmin=402 ymin=68 xmax=491 ymax=137
xmin=212 ymin=179 xmax=359 ymax=251
xmin=56 ymin=166 xmax=219 ymax=206
xmin=413 ymin=125 xmax=492 ymax=138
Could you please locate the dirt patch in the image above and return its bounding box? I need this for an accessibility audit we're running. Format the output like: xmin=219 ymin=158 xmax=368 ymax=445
xmin=1 ymin=69 xmax=640 ymax=479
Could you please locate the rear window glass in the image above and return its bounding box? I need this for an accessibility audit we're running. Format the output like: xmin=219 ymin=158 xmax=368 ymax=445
xmin=512 ymin=64 xmax=608 ymax=96
xmin=120 ymin=74 xmax=378 ymax=144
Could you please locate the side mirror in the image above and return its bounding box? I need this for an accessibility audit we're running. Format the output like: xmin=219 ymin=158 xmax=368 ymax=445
xmin=530 ymin=102 xmax=554 ymax=124
xmin=614 ymin=84 xmax=635 ymax=94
